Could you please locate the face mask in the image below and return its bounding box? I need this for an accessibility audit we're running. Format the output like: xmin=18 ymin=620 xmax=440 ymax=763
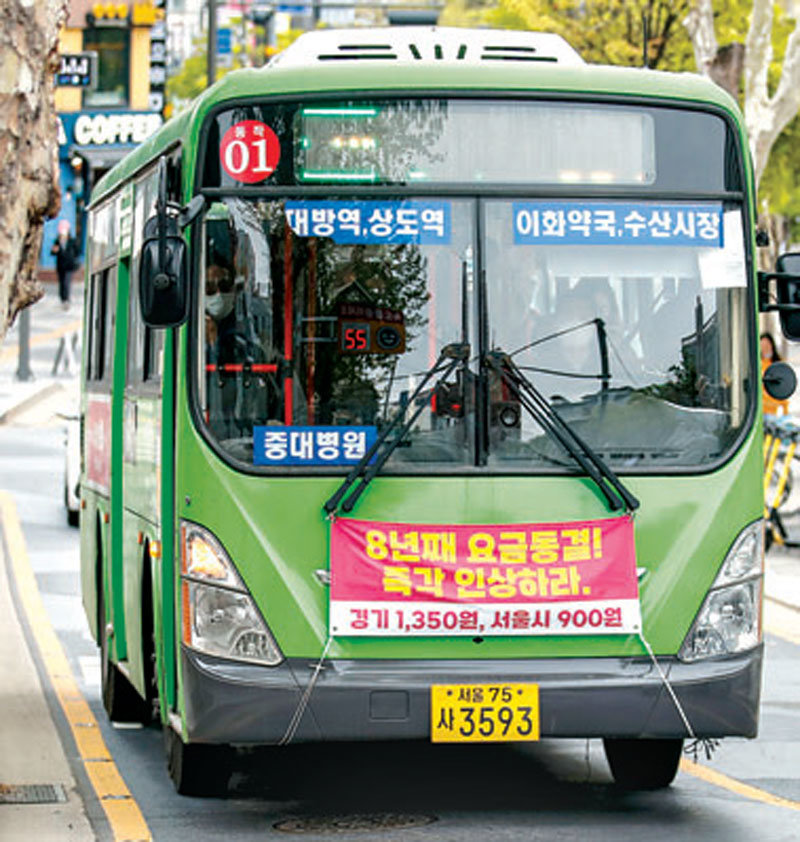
xmin=206 ymin=292 xmax=235 ymax=320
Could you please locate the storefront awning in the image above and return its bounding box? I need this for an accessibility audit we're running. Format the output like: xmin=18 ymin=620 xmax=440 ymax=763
xmin=71 ymin=145 xmax=133 ymax=171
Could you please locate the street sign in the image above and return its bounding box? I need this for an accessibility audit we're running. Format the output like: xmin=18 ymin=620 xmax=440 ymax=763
xmin=56 ymin=52 xmax=97 ymax=88
xmin=217 ymin=28 xmax=232 ymax=54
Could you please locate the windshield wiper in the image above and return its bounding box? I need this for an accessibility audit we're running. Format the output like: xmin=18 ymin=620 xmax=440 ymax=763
xmin=324 ymin=342 xmax=470 ymax=516
xmin=485 ymin=351 xmax=639 ymax=513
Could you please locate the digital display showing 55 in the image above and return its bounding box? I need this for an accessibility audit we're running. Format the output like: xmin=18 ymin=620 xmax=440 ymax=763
xmin=342 ymin=323 xmax=370 ymax=352
xmin=337 ymin=303 xmax=406 ymax=355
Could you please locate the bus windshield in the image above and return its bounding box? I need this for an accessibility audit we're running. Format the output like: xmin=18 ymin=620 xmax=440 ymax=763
xmin=195 ymin=97 xmax=751 ymax=472
xmin=195 ymin=196 xmax=752 ymax=471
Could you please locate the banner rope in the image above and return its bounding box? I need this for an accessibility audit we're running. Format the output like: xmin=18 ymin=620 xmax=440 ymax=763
xmin=279 ymin=634 xmax=334 ymax=746
xmin=638 ymin=632 xmax=719 ymax=761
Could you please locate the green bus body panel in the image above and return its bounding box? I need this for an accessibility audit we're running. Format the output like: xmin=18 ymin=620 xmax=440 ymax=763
xmin=176 ymin=381 xmax=763 ymax=659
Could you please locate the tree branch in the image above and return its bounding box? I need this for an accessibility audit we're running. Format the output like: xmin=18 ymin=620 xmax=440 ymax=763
xmin=748 ymin=12 xmax=800 ymax=185
xmin=744 ymin=0 xmax=773 ymax=107
xmin=682 ymin=0 xmax=717 ymax=74
xmin=769 ymin=17 xmax=800 ymax=131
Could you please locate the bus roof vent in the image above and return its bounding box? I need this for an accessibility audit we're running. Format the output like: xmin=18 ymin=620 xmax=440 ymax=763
xmin=270 ymin=27 xmax=585 ymax=68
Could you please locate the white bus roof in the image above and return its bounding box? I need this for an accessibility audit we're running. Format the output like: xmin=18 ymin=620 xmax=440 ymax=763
xmin=270 ymin=27 xmax=585 ymax=68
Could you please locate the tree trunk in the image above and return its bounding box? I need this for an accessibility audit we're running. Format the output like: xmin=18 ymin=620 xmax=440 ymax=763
xmin=0 ymin=0 xmax=67 ymax=340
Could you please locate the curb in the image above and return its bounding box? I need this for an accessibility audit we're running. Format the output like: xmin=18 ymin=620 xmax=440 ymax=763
xmin=0 ymin=382 xmax=64 ymax=426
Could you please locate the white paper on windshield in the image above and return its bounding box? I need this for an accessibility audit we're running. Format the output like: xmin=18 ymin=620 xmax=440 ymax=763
xmin=697 ymin=211 xmax=746 ymax=289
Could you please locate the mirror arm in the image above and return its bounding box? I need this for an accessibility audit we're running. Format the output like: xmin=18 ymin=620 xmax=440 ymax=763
xmin=179 ymin=195 xmax=206 ymax=230
xmin=758 ymin=270 xmax=800 ymax=313
xmin=760 ymin=302 xmax=800 ymax=313
xmin=152 ymin=159 xmax=171 ymax=290
xmin=758 ymin=270 xmax=800 ymax=284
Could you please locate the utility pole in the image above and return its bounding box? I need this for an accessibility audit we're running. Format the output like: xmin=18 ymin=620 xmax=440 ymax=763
xmin=207 ymin=0 xmax=217 ymax=86
xmin=15 ymin=309 xmax=33 ymax=382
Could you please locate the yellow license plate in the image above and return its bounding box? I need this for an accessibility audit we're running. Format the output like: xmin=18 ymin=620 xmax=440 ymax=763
xmin=430 ymin=683 xmax=540 ymax=743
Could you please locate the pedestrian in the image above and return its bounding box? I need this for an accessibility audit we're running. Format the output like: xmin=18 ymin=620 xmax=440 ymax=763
xmin=761 ymin=331 xmax=790 ymax=416
xmin=51 ymin=219 xmax=79 ymax=309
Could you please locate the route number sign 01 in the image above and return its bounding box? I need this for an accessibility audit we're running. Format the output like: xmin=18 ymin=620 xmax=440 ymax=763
xmin=220 ymin=121 xmax=280 ymax=183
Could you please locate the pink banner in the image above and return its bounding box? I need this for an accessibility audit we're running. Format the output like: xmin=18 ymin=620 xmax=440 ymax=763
xmin=85 ymin=395 xmax=111 ymax=494
xmin=330 ymin=516 xmax=640 ymax=636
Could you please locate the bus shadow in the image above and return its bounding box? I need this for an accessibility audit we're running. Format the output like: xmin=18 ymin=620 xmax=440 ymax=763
xmin=227 ymin=739 xmax=681 ymax=817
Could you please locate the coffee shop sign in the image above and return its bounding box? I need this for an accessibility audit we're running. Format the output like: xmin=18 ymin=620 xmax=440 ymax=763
xmin=69 ymin=112 xmax=164 ymax=146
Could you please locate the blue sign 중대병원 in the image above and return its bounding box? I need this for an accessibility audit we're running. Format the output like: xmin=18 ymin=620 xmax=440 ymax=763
xmin=512 ymin=202 xmax=724 ymax=247
xmin=285 ymin=200 xmax=451 ymax=245
xmin=254 ymin=426 xmax=378 ymax=466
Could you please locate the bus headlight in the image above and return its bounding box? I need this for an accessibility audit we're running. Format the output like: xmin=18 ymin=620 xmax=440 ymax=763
xmin=679 ymin=521 xmax=763 ymax=662
xmin=181 ymin=522 xmax=283 ymax=666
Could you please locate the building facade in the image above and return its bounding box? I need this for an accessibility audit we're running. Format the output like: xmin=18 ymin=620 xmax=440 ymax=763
xmin=42 ymin=0 xmax=166 ymax=277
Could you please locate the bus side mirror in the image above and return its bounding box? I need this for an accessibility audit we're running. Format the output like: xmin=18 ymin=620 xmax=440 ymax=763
xmin=763 ymin=361 xmax=797 ymax=401
xmin=139 ymin=157 xmax=189 ymax=328
xmin=776 ymin=253 xmax=800 ymax=341
xmin=140 ymin=214 xmax=188 ymax=327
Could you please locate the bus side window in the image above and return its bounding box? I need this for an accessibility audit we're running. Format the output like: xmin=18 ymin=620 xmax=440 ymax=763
xmin=101 ymin=268 xmax=116 ymax=382
xmin=127 ymin=263 xmax=146 ymax=384
xmin=144 ymin=327 xmax=164 ymax=382
xmin=86 ymin=269 xmax=114 ymax=383
xmin=84 ymin=273 xmax=97 ymax=382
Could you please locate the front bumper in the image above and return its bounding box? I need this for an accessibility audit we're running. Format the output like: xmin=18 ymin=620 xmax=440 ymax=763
xmin=181 ymin=644 xmax=762 ymax=744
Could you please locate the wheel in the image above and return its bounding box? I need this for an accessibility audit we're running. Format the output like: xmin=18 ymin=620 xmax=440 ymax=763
xmin=64 ymin=483 xmax=79 ymax=527
xmin=603 ymin=738 xmax=683 ymax=790
xmin=99 ymin=580 xmax=150 ymax=723
xmin=164 ymin=725 xmax=233 ymax=797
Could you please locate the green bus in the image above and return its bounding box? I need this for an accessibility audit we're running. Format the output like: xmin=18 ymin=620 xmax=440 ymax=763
xmin=80 ymin=26 xmax=800 ymax=796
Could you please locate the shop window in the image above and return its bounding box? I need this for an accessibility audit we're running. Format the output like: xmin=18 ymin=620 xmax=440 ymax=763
xmin=83 ymin=27 xmax=130 ymax=108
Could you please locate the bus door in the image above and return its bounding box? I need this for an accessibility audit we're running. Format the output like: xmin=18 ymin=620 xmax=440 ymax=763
xmin=118 ymin=164 xmax=168 ymax=697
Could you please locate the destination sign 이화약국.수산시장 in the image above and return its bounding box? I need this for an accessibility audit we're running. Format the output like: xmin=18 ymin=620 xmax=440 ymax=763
xmin=513 ymin=201 xmax=723 ymax=247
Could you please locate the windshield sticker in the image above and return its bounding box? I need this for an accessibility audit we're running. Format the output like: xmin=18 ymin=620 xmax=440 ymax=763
xmin=254 ymin=425 xmax=377 ymax=466
xmin=329 ymin=516 xmax=641 ymax=637
xmin=513 ymin=202 xmax=723 ymax=247
xmin=285 ymin=200 xmax=451 ymax=245
xmin=220 ymin=120 xmax=280 ymax=183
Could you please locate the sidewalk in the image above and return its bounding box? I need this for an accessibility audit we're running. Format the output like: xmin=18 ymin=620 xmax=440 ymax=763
xmin=0 ymin=284 xmax=93 ymax=838
xmin=0 ymin=282 xmax=82 ymax=423
xmin=0 ymin=523 xmax=94 ymax=840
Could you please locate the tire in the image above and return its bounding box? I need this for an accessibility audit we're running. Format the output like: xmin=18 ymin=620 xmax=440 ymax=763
xmin=603 ymin=738 xmax=683 ymax=790
xmin=164 ymin=725 xmax=233 ymax=797
xmin=64 ymin=483 xmax=79 ymax=527
xmin=99 ymin=580 xmax=150 ymax=724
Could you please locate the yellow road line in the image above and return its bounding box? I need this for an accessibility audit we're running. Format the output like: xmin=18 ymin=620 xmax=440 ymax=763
xmin=681 ymin=757 xmax=800 ymax=811
xmin=0 ymin=490 xmax=152 ymax=842
xmin=0 ymin=318 xmax=81 ymax=362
